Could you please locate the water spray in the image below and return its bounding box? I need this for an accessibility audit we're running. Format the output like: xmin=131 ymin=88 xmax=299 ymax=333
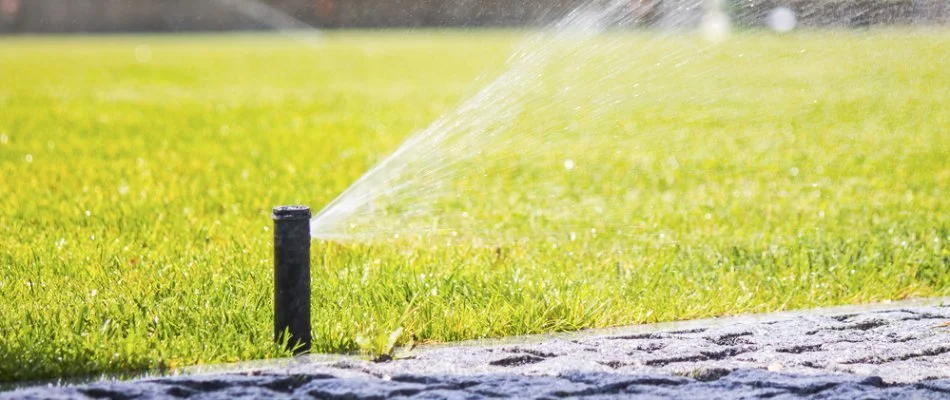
xmin=701 ymin=0 xmax=731 ymax=43
xmin=272 ymin=205 xmax=311 ymax=354
xmin=212 ymin=0 xmax=321 ymax=48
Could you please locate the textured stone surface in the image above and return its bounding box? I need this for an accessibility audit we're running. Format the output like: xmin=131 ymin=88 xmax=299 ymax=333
xmin=359 ymin=303 xmax=950 ymax=384
xmin=7 ymin=369 xmax=950 ymax=399
xmin=4 ymin=300 xmax=950 ymax=399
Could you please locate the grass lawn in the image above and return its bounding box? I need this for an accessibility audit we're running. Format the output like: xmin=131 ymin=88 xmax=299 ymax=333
xmin=0 ymin=29 xmax=948 ymax=382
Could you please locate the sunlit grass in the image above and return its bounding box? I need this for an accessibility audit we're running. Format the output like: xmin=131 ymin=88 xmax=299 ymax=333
xmin=0 ymin=30 xmax=948 ymax=382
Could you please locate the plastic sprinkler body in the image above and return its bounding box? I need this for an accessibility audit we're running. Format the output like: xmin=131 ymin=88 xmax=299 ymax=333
xmin=272 ymin=205 xmax=311 ymax=354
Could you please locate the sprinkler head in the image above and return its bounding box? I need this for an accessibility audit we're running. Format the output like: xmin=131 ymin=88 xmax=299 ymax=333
xmin=273 ymin=205 xmax=311 ymax=354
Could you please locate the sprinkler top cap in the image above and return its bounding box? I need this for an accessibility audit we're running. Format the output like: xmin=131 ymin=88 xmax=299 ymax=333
xmin=272 ymin=205 xmax=311 ymax=221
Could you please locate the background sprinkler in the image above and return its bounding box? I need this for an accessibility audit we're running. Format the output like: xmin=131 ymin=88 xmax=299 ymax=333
xmin=272 ymin=205 xmax=311 ymax=354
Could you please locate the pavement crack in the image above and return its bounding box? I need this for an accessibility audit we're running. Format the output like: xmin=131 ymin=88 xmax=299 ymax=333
xmin=390 ymin=375 xmax=481 ymax=391
xmin=786 ymin=382 xmax=841 ymax=396
xmin=746 ymin=380 xmax=840 ymax=396
xmin=78 ymin=388 xmax=137 ymax=400
xmin=700 ymin=346 xmax=755 ymax=359
xmin=899 ymin=345 xmax=950 ymax=361
xmin=633 ymin=342 xmax=666 ymax=353
xmin=841 ymin=345 xmax=950 ymax=365
xmin=669 ymin=328 xmax=707 ymax=335
xmin=644 ymin=346 xmax=754 ymax=367
xmin=705 ymin=332 xmax=753 ymax=346
xmin=916 ymin=381 xmax=950 ymax=394
xmin=389 ymin=375 xmax=432 ymax=384
xmin=260 ymin=374 xmax=326 ymax=393
xmin=799 ymin=360 xmax=825 ymax=368
xmin=164 ymin=385 xmax=198 ymax=398
xmin=166 ymin=379 xmax=231 ymax=392
xmin=840 ymin=356 xmax=886 ymax=365
xmin=808 ymin=319 xmax=890 ymax=336
xmin=830 ymin=313 xmax=858 ymax=322
xmin=895 ymin=309 xmax=950 ymax=321
xmin=776 ymin=344 xmax=823 ymax=354
xmin=832 ymin=338 xmax=868 ymax=343
xmin=675 ymin=367 xmax=734 ymax=382
xmin=552 ymin=376 xmax=686 ymax=397
xmin=831 ymin=319 xmax=890 ymax=332
xmin=598 ymin=360 xmax=628 ymax=369
xmin=892 ymin=336 xmax=917 ymax=343
xmin=608 ymin=332 xmax=668 ymax=340
xmin=388 ymin=388 xmax=424 ymax=397
xmin=503 ymin=347 xmax=558 ymax=358
xmin=859 ymin=376 xmax=889 ymax=388
xmin=643 ymin=354 xmax=709 ymax=367
xmin=489 ymin=354 xmax=546 ymax=367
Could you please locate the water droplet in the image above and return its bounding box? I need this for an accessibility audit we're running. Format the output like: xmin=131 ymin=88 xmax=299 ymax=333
xmin=789 ymin=167 xmax=799 ymax=177
xmin=767 ymin=7 xmax=797 ymax=33
xmin=85 ymin=210 xmax=91 ymax=217
xmin=0 ymin=134 xmax=7 ymax=144
xmin=569 ymin=232 xmax=576 ymax=241
xmin=701 ymin=10 xmax=731 ymax=44
xmin=24 ymin=154 xmax=32 ymax=163
xmin=564 ymin=159 xmax=575 ymax=170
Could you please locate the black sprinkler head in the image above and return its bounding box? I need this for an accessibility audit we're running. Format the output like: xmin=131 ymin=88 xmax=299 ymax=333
xmin=273 ymin=205 xmax=311 ymax=354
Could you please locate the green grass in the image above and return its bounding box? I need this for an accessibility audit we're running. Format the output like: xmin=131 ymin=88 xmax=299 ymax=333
xmin=0 ymin=30 xmax=948 ymax=382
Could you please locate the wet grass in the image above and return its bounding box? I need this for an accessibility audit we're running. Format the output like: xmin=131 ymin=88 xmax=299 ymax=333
xmin=1 ymin=29 xmax=948 ymax=382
